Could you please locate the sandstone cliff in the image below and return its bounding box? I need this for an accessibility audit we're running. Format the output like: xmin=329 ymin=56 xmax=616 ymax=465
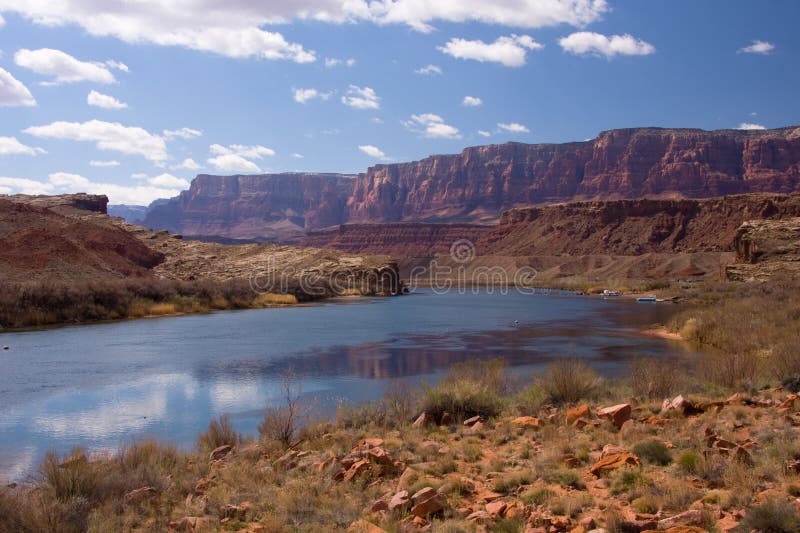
xmin=142 ymin=126 xmax=800 ymax=241
xmin=143 ymin=173 xmax=355 ymax=242
xmin=727 ymin=218 xmax=800 ymax=281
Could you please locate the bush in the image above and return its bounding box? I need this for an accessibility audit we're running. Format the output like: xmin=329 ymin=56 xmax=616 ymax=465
xmin=629 ymin=357 xmax=679 ymax=399
xmin=420 ymin=359 xmax=506 ymax=422
xmin=539 ymin=358 xmax=601 ymax=405
xmin=632 ymin=439 xmax=672 ymax=466
xmin=198 ymin=414 xmax=240 ymax=451
xmin=677 ymin=451 xmax=701 ymax=474
xmin=737 ymin=497 xmax=800 ymax=533
xmin=259 ymin=371 xmax=306 ymax=447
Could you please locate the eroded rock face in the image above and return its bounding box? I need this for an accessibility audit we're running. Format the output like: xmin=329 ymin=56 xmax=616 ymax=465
xmin=727 ymin=217 xmax=800 ymax=281
xmin=144 ymin=127 xmax=800 ymax=241
xmin=143 ymin=173 xmax=355 ymax=243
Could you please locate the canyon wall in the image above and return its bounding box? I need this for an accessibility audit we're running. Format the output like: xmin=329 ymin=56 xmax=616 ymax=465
xmin=143 ymin=173 xmax=355 ymax=242
xmin=143 ymin=126 xmax=800 ymax=241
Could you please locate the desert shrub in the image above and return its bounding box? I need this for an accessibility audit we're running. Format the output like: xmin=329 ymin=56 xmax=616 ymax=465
xmin=520 ymin=487 xmax=553 ymax=506
xmin=420 ymin=359 xmax=506 ymax=422
xmin=629 ymin=357 xmax=679 ymax=399
xmin=631 ymin=495 xmax=660 ymax=514
xmin=737 ymin=497 xmax=800 ymax=533
xmin=538 ymin=358 xmax=601 ymax=404
xmin=632 ymin=439 xmax=672 ymax=466
xmin=677 ymin=451 xmax=701 ymax=474
xmin=198 ymin=414 xmax=240 ymax=452
xmin=259 ymin=372 xmax=306 ymax=447
xmin=491 ymin=470 xmax=535 ymax=493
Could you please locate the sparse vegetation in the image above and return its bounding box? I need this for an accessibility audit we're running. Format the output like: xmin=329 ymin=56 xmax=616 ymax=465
xmin=538 ymin=358 xmax=601 ymax=404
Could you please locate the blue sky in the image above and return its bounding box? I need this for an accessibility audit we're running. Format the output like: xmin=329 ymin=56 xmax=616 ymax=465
xmin=0 ymin=0 xmax=798 ymax=205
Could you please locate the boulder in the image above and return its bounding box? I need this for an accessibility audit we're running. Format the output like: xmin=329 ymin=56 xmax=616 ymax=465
xmin=413 ymin=412 xmax=433 ymax=427
xmin=348 ymin=519 xmax=388 ymax=533
xmin=124 ymin=486 xmax=158 ymax=505
xmin=657 ymin=510 xmax=704 ymax=530
xmin=566 ymin=405 xmax=591 ymax=425
xmin=463 ymin=415 xmax=483 ymax=426
xmin=410 ymin=492 xmax=448 ymax=518
xmin=597 ymin=403 xmax=632 ymax=429
xmin=589 ymin=452 xmax=640 ymax=477
xmin=209 ymin=445 xmax=232 ymax=461
xmin=485 ymin=499 xmax=508 ymax=517
xmin=388 ymin=490 xmax=411 ymax=512
xmin=512 ymin=416 xmax=542 ymax=429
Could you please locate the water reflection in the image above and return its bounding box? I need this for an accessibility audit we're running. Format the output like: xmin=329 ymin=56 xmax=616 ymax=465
xmin=0 ymin=290 xmax=693 ymax=482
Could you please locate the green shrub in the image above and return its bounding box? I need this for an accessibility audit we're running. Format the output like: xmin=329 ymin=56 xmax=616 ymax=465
xmin=632 ymin=439 xmax=672 ymax=466
xmin=737 ymin=497 xmax=800 ymax=533
xmin=678 ymin=451 xmax=701 ymax=474
xmin=420 ymin=359 xmax=506 ymax=422
xmin=538 ymin=358 xmax=600 ymax=405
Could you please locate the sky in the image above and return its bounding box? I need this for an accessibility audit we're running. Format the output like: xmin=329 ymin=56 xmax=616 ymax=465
xmin=0 ymin=0 xmax=798 ymax=206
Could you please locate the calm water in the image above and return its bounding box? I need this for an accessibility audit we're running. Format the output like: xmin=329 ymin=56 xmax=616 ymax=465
xmin=0 ymin=289 xmax=691 ymax=482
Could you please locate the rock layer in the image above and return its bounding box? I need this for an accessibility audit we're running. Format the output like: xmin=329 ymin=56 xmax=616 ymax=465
xmin=143 ymin=126 xmax=800 ymax=241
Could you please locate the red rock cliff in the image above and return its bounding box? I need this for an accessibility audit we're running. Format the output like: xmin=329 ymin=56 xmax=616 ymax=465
xmin=143 ymin=173 xmax=355 ymax=242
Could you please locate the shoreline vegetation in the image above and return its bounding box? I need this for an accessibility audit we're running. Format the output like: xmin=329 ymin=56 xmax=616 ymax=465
xmin=1 ymin=280 xmax=800 ymax=532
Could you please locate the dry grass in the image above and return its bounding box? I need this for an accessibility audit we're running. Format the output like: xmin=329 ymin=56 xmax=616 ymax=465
xmin=537 ymin=358 xmax=601 ymax=405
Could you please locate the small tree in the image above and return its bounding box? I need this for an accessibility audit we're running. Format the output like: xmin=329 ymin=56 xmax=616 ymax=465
xmin=258 ymin=370 xmax=305 ymax=448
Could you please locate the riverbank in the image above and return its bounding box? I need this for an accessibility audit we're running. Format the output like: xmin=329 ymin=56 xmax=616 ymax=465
xmin=3 ymin=357 xmax=800 ymax=533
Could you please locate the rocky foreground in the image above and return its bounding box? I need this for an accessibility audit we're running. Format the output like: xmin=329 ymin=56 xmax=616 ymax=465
xmin=5 ymin=385 xmax=800 ymax=533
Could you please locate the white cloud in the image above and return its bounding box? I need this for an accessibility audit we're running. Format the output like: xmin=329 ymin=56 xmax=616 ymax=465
xmin=0 ymin=14 xmax=5 ymax=27
xmin=478 ymin=130 xmax=492 ymax=137
xmin=403 ymin=113 xmax=461 ymax=139
xmin=89 ymin=159 xmax=120 ymax=167
xmin=358 ymin=144 xmax=389 ymax=159
xmin=171 ymin=158 xmax=201 ymax=170
xmin=105 ymin=60 xmax=129 ymax=72
xmin=371 ymin=117 xmax=384 ymax=124
xmin=738 ymin=40 xmax=775 ymax=55
xmin=0 ymin=1 xmax=607 ymax=57
xmin=341 ymin=85 xmax=380 ymax=110
xmin=24 ymin=119 xmax=168 ymax=161
xmin=0 ymin=176 xmax=55 ymax=195
xmin=738 ymin=123 xmax=766 ymax=130
xmin=163 ymin=127 xmax=202 ymax=140
xmin=210 ymin=144 xmax=275 ymax=159
xmin=0 ymin=136 xmax=45 ymax=156
xmin=14 ymin=48 xmax=119 ymax=84
xmin=48 ymin=171 xmax=91 ymax=188
xmin=293 ymin=87 xmax=331 ymax=103
xmin=498 ymin=122 xmax=530 ymax=133
xmin=415 ymin=64 xmax=442 ymax=75
xmin=87 ymin=90 xmax=127 ymax=109
xmin=147 ymin=173 xmax=190 ymax=188
xmin=439 ymin=34 xmax=543 ymax=67
xmin=0 ymin=67 xmax=36 ymax=107
xmin=324 ymin=57 xmax=356 ymax=68
xmin=463 ymin=96 xmax=482 ymax=107
xmin=291 ymin=153 xmax=304 ymax=159
xmin=559 ymin=32 xmax=655 ymax=58
xmin=207 ymin=154 xmax=261 ymax=173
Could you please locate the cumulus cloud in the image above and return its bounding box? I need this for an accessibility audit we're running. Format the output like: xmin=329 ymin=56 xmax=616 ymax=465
xmin=293 ymin=87 xmax=331 ymax=103
xmin=498 ymin=122 xmax=530 ymax=133
xmin=738 ymin=40 xmax=775 ymax=55
xmin=559 ymin=32 xmax=655 ymax=58
xmin=207 ymin=143 xmax=274 ymax=173
xmin=358 ymin=144 xmax=389 ymax=159
xmin=89 ymin=160 xmax=120 ymax=167
xmin=439 ymin=34 xmax=543 ymax=67
xmin=87 ymin=90 xmax=127 ymax=109
xmin=341 ymin=85 xmax=380 ymax=110
xmin=478 ymin=130 xmax=492 ymax=137
xmin=403 ymin=113 xmax=461 ymax=139
xmin=0 ymin=136 xmax=46 ymax=156
xmin=0 ymin=172 xmax=183 ymax=204
xmin=415 ymin=64 xmax=442 ymax=75
xmin=24 ymin=119 xmax=168 ymax=161
xmin=738 ymin=123 xmax=766 ymax=130
xmin=163 ymin=127 xmax=202 ymax=140
xmin=0 ymin=67 xmax=36 ymax=107
xmin=207 ymin=154 xmax=261 ymax=173
xmin=146 ymin=173 xmax=190 ymax=188
xmin=0 ymin=176 xmax=55 ymax=195
xmin=463 ymin=96 xmax=482 ymax=107
xmin=171 ymin=158 xmax=201 ymax=170
xmin=14 ymin=48 xmax=121 ymax=84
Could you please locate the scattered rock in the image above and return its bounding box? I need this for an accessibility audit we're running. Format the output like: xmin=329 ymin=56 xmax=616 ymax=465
xmin=413 ymin=412 xmax=433 ymax=427
xmin=168 ymin=516 xmax=220 ymax=532
xmin=124 ymin=486 xmax=158 ymax=505
xmin=589 ymin=452 xmax=640 ymax=477
xmin=463 ymin=415 xmax=483 ymax=427
xmin=512 ymin=416 xmax=542 ymax=429
xmin=388 ymin=490 xmax=411 ymax=512
xmin=348 ymin=519 xmax=388 ymax=533
xmin=566 ymin=405 xmax=591 ymax=425
xmin=597 ymin=403 xmax=632 ymax=429
xmin=657 ymin=509 xmax=704 ymax=530
xmin=209 ymin=445 xmax=232 ymax=462
xmin=410 ymin=491 xmax=448 ymax=518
